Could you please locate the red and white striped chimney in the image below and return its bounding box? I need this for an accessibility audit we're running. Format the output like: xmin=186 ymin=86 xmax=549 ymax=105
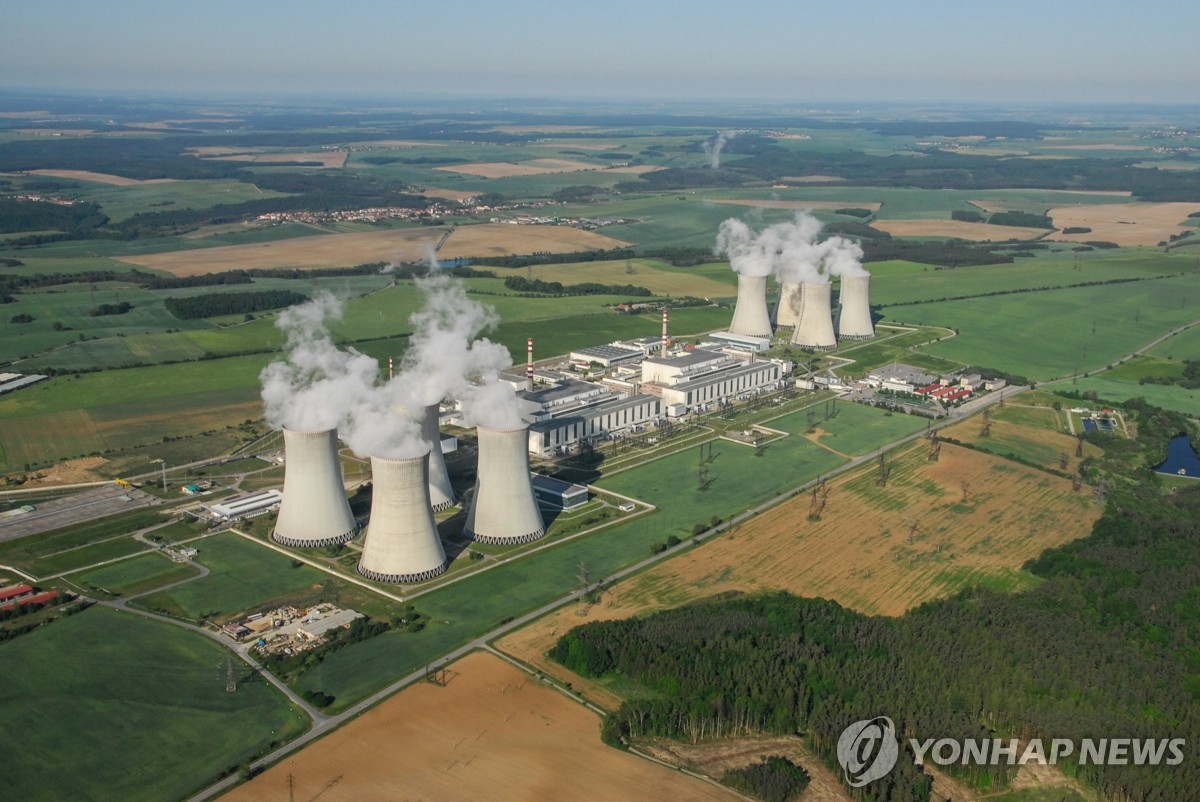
xmin=526 ymin=337 xmax=534 ymax=391
xmin=661 ymin=308 xmax=670 ymax=353
xmin=388 ymin=355 xmax=394 ymax=381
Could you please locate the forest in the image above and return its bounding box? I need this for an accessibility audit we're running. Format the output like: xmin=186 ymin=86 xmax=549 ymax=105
xmin=163 ymin=290 xmax=309 ymax=320
xmin=553 ymin=402 xmax=1199 ymax=802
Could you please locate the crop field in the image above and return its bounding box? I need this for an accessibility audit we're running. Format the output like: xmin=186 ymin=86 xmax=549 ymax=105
xmin=889 ymin=274 xmax=1200 ymax=380
xmin=872 ymin=219 xmax=1050 ymax=241
xmin=1049 ymin=202 xmax=1200 ymax=246
xmin=522 ymin=257 xmax=735 ymax=298
xmin=1149 ymin=322 xmax=1200 ymax=361
xmin=73 ymin=551 xmax=199 ymax=596
xmin=830 ymin=325 xmax=963 ymax=375
xmin=771 ymin=400 xmax=931 ymax=456
xmin=498 ymin=443 xmax=1099 ymax=702
xmin=436 ymin=223 xmax=630 ymax=259
xmin=226 ymin=651 xmax=738 ymax=802
xmin=707 ymin=199 xmax=883 ymax=212
xmin=24 ymin=168 xmax=178 ymax=186
xmin=435 ymin=158 xmax=607 ymax=177
xmin=28 ymin=534 xmax=151 ymax=578
xmin=0 ymin=605 xmax=308 ymax=802
xmin=1069 ymin=375 xmax=1200 ymax=417
xmin=72 ymin=178 xmax=293 ymax=223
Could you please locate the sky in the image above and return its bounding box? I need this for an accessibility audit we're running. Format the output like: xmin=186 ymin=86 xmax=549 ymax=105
xmin=2 ymin=0 xmax=1197 ymax=104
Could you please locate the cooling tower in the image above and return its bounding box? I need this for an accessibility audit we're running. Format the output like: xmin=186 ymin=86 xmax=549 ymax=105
xmin=273 ymin=428 xmax=358 ymax=548
xmin=422 ymin=404 xmax=456 ymax=511
xmin=773 ymin=281 xmax=803 ymax=329
xmin=728 ymin=274 xmax=773 ymax=338
xmin=836 ymin=274 xmax=874 ymax=340
xmin=789 ymin=281 xmax=837 ymax=350
xmin=357 ymin=451 xmax=449 ymax=583
xmin=464 ymin=425 xmax=545 ymax=545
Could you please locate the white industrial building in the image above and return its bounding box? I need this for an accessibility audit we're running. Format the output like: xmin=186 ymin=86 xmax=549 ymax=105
xmin=641 ymin=349 xmax=784 ymax=412
xmin=569 ymin=343 xmax=645 ymax=369
xmin=707 ymin=331 xmax=771 ymax=353
xmin=520 ymin=377 xmax=661 ymax=457
xmin=206 ymin=489 xmax=284 ymax=520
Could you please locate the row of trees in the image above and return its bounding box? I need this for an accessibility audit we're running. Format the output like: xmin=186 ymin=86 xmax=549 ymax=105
xmin=501 ymin=276 xmax=652 ymax=296
xmin=163 ymin=290 xmax=309 ymax=319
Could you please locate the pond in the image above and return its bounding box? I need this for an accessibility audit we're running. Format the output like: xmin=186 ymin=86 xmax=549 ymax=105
xmin=1155 ymin=435 xmax=1200 ymax=478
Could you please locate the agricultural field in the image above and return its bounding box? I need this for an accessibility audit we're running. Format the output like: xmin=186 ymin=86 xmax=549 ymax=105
xmin=0 ymin=605 xmax=308 ymax=802
xmin=888 ymin=274 xmax=1200 ymax=380
xmin=1049 ymin=202 xmax=1200 ymax=246
xmin=1149 ymin=322 xmax=1200 ymax=361
xmin=940 ymin=400 xmax=1104 ymax=471
xmin=0 ymin=507 xmax=169 ymax=575
xmin=521 ymin=257 xmax=735 ymax=299
xmin=498 ymin=442 xmax=1099 ymax=702
xmin=224 ymin=651 xmax=739 ymax=802
xmin=872 ymin=219 xmax=1050 ymax=241
xmin=436 ymin=223 xmax=630 ymax=259
xmin=1068 ymin=374 xmax=1200 ymax=418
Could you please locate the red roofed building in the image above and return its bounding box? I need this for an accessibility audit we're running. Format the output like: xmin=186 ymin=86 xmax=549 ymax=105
xmin=0 ymin=584 xmax=34 ymax=604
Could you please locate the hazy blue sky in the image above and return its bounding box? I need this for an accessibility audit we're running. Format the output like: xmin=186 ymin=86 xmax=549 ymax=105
xmin=3 ymin=1 xmax=1196 ymax=103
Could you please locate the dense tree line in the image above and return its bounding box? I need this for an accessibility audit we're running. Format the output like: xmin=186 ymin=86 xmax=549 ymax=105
xmin=554 ymin=402 xmax=1198 ymax=802
xmin=89 ymin=301 xmax=132 ymax=316
xmin=988 ymin=211 xmax=1055 ymax=229
xmin=1139 ymin=359 xmax=1200 ymax=389
xmin=164 ymin=290 xmax=309 ymax=319
xmin=470 ymin=248 xmax=636 ymax=268
xmin=0 ymin=198 xmax=108 ymax=234
xmin=860 ymin=239 xmax=1015 ymax=267
xmin=502 ymin=276 xmax=652 ymax=296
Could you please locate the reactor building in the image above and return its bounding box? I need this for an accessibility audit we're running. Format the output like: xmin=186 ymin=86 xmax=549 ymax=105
xmin=272 ymin=427 xmax=358 ymax=548
xmin=464 ymin=424 xmax=546 ymax=545
xmin=357 ymin=450 xmax=449 ymax=584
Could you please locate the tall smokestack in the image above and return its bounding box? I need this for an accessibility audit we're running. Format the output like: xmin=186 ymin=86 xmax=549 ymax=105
xmin=773 ymin=281 xmax=803 ymax=329
xmin=273 ymin=428 xmax=358 ymax=548
xmin=836 ymin=275 xmax=874 ymax=340
xmin=728 ymin=274 xmax=773 ymax=338
xmin=526 ymin=337 xmax=534 ymax=392
xmin=789 ymin=282 xmax=837 ymax=351
xmin=423 ymin=403 xmax=455 ymax=511
xmin=661 ymin=308 xmax=670 ymax=353
xmin=464 ymin=425 xmax=545 ymax=545
xmin=388 ymin=355 xmax=394 ymax=381
xmin=357 ymin=451 xmax=449 ymax=583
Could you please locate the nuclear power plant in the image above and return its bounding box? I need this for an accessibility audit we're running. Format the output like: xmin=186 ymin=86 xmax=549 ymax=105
xmin=773 ymin=281 xmax=803 ymax=329
xmin=272 ymin=428 xmax=358 ymax=548
xmin=836 ymin=275 xmax=875 ymax=340
xmin=789 ymin=282 xmax=838 ymax=350
xmin=422 ymin=404 xmax=456 ymax=511
xmin=728 ymin=274 xmax=773 ymax=338
xmin=357 ymin=451 xmax=449 ymax=584
xmin=464 ymin=424 xmax=545 ymax=545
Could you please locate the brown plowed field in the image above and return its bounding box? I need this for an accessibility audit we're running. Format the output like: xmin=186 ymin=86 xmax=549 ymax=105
xmin=437 ymin=223 xmax=630 ymax=259
xmin=872 ymin=219 xmax=1048 ymax=241
xmin=1049 ymin=201 xmax=1200 ymax=246
xmin=25 ymin=169 xmax=176 ymax=186
xmin=497 ymin=443 xmax=1098 ymax=708
xmin=436 ymin=158 xmax=603 ymax=178
xmin=709 ymin=199 xmax=881 ymax=211
xmin=220 ymin=651 xmax=739 ymax=802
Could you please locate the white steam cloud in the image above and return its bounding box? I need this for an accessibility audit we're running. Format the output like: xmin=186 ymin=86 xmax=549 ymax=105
xmin=702 ymin=130 xmax=736 ymax=169
xmin=715 ymin=211 xmax=869 ymax=284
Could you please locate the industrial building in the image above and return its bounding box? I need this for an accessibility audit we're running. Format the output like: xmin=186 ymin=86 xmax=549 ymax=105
xmin=358 ymin=451 xmax=449 ymax=584
xmin=531 ymin=475 xmax=589 ymax=510
xmin=206 ymin=489 xmax=284 ymax=521
xmin=464 ymin=425 xmax=546 ymax=545
xmin=520 ymin=376 xmax=661 ymax=457
xmin=707 ymin=331 xmax=771 ymax=353
xmin=641 ymin=349 xmax=784 ymax=412
xmin=569 ymin=343 xmax=645 ymax=369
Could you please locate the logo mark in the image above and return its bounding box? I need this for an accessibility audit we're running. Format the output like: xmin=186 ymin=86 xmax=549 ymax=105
xmin=837 ymin=716 xmax=899 ymax=787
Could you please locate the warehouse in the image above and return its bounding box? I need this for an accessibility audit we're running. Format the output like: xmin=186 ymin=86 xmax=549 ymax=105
xmin=206 ymin=489 xmax=284 ymax=521
xmin=531 ymin=475 xmax=589 ymax=510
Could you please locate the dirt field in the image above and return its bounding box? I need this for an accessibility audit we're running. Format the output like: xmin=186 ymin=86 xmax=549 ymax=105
xmin=1049 ymin=201 xmax=1200 ymax=246
xmin=436 ymin=158 xmax=602 ymax=178
xmin=872 ymin=219 xmax=1050 ymax=241
xmin=220 ymin=651 xmax=739 ymax=802
xmin=708 ymin=199 xmax=881 ymax=211
xmin=421 ymin=187 xmax=481 ymax=202
xmin=25 ymin=169 xmax=176 ymax=186
xmin=116 ymin=228 xmax=444 ymax=275
xmin=782 ymin=175 xmax=847 ymax=183
xmin=940 ymin=406 xmax=1103 ymax=473
xmin=19 ymin=457 xmax=110 ymax=487
xmin=498 ymin=443 xmax=1098 ymax=706
xmin=437 ymin=223 xmax=630 ymax=259
xmin=642 ymin=736 xmax=852 ymax=802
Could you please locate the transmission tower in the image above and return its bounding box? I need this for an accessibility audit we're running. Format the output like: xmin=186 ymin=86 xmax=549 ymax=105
xmin=576 ymin=560 xmax=591 ymax=616
xmin=225 ymin=657 xmax=237 ymax=693
xmin=904 ymin=517 xmax=920 ymax=546
xmin=979 ymin=408 xmax=992 ymax=438
xmin=928 ymin=431 xmax=941 ymax=461
xmin=875 ymin=452 xmax=891 ymax=487
xmin=1059 ymin=452 xmax=1070 ymax=470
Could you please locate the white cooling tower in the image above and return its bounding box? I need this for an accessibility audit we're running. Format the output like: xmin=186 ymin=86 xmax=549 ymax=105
xmin=422 ymin=404 xmax=456 ymax=511
xmin=464 ymin=425 xmax=545 ymax=545
xmin=273 ymin=428 xmax=358 ymax=548
xmin=789 ymin=281 xmax=837 ymax=351
xmin=773 ymin=281 xmax=803 ymax=329
xmin=357 ymin=451 xmax=449 ymax=583
xmin=728 ymin=274 xmax=773 ymax=338
xmin=836 ymin=274 xmax=874 ymax=340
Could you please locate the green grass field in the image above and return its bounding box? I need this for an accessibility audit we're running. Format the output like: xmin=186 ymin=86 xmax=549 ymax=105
xmin=0 ymin=606 xmax=308 ymax=802
xmin=892 ymin=274 xmax=1200 ymax=380
xmin=0 ymin=508 xmax=169 ymax=575
xmin=1066 ymin=374 xmax=1200 ymax=417
xmin=1149 ymin=322 xmax=1200 ymax=361
xmin=769 ymin=400 xmax=931 ymax=456
xmin=28 ymin=535 xmax=151 ymax=578
xmin=73 ymin=551 xmax=200 ymax=596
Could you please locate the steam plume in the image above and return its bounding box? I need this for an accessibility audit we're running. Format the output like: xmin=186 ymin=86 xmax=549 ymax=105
xmin=702 ymin=130 xmax=736 ymax=169
xmin=715 ymin=211 xmax=869 ymax=284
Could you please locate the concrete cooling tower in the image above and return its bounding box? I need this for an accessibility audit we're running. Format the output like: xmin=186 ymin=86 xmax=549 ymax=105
xmin=728 ymin=274 xmax=773 ymax=338
xmin=773 ymin=281 xmax=803 ymax=329
xmin=836 ymin=274 xmax=874 ymax=340
xmin=789 ymin=281 xmax=837 ymax=351
xmin=273 ymin=428 xmax=358 ymax=548
xmin=357 ymin=451 xmax=449 ymax=584
xmin=464 ymin=425 xmax=545 ymax=545
xmin=422 ymin=404 xmax=456 ymax=511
